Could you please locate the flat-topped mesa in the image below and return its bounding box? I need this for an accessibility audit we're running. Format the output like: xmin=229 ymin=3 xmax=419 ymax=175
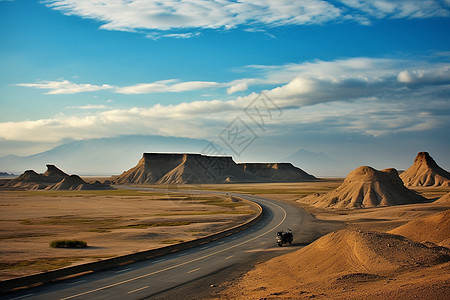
xmin=238 ymin=163 xmax=316 ymax=182
xmin=400 ymin=152 xmax=450 ymax=187
xmin=114 ymin=153 xmax=252 ymax=184
xmin=300 ymin=166 xmax=426 ymax=209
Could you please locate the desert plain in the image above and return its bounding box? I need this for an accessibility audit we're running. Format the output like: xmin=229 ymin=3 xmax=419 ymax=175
xmin=1 ymin=151 xmax=450 ymax=299
xmin=0 ymin=187 xmax=258 ymax=280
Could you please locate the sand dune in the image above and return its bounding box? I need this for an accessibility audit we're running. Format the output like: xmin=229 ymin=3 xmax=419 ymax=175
xmin=390 ymin=209 xmax=450 ymax=248
xmin=238 ymin=163 xmax=316 ymax=182
xmin=400 ymin=152 xmax=450 ymax=187
xmin=299 ymin=166 xmax=425 ymax=209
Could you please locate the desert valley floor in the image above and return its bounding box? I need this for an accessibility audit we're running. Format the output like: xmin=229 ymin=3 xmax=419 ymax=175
xmin=1 ymin=180 xmax=449 ymax=299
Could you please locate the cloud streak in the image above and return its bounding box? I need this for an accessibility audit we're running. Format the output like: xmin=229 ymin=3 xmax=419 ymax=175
xmin=6 ymin=57 xmax=450 ymax=143
xmin=16 ymin=80 xmax=113 ymax=94
xmin=42 ymin=1 xmax=450 ymax=37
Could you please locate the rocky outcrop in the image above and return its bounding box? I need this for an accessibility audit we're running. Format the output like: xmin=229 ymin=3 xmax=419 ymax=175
xmin=47 ymin=175 xmax=113 ymax=190
xmin=238 ymin=163 xmax=316 ymax=182
xmin=114 ymin=153 xmax=255 ymax=184
xmin=114 ymin=153 xmax=318 ymax=184
xmin=7 ymin=165 xmax=112 ymax=190
xmin=299 ymin=166 xmax=425 ymax=209
xmin=15 ymin=165 xmax=68 ymax=183
xmin=400 ymin=152 xmax=450 ymax=187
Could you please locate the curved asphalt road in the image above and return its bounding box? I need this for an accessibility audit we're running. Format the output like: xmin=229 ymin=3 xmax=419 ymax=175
xmin=4 ymin=190 xmax=307 ymax=300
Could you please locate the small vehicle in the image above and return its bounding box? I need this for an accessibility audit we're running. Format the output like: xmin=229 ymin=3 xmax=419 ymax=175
xmin=276 ymin=229 xmax=293 ymax=247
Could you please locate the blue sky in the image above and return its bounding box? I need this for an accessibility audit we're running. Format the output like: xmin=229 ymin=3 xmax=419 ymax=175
xmin=1 ymin=0 xmax=450 ymax=175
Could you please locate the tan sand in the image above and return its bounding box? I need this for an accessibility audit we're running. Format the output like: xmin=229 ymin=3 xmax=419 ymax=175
xmin=390 ymin=209 xmax=450 ymax=247
xmin=221 ymin=180 xmax=450 ymax=300
xmin=223 ymin=228 xmax=450 ymax=299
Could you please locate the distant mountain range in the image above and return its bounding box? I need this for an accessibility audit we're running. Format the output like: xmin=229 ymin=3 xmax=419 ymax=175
xmin=282 ymin=149 xmax=338 ymax=176
xmin=0 ymin=135 xmax=210 ymax=175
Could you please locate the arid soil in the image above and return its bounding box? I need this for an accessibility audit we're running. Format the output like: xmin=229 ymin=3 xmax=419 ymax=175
xmin=220 ymin=184 xmax=450 ymax=300
xmin=0 ymin=189 xmax=257 ymax=280
xmin=2 ymin=179 xmax=449 ymax=300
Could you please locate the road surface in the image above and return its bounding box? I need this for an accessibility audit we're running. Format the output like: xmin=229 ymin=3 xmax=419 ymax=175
xmin=4 ymin=190 xmax=309 ymax=300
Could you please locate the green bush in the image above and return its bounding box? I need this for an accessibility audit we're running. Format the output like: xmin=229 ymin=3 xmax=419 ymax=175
xmin=50 ymin=240 xmax=87 ymax=248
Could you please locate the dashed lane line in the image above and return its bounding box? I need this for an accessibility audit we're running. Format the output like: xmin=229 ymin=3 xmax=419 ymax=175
xmin=187 ymin=268 xmax=200 ymax=274
xmin=127 ymin=286 xmax=149 ymax=294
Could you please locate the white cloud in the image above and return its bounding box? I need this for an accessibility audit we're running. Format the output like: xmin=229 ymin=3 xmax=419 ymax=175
xmin=339 ymin=0 xmax=450 ymax=19
xmin=42 ymin=0 xmax=450 ymax=37
xmin=397 ymin=66 xmax=450 ymax=84
xmin=116 ymin=80 xmax=220 ymax=94
xmin=146 ymin=32 xmax=201 ymax=40
xmin=227 ymin=82 xmax=248 ymax=94
xmin=16 ymin=80 xmax=113 ymax=94
xmin=17 ymin=79 xmax=221 ymax=95
xmin=43 ymin=0 xmax=342 ymax=33
xmin=7 ymin=57 xmax=450 ymax=143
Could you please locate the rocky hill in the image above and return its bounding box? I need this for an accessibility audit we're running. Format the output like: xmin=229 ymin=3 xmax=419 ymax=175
xmin=4 ymin=165 xmax=112 ymax=190
xmin=400 ymin=152 xmax=450 ymax=187
xmin=299 ymin=166 xmax=425 ymax=209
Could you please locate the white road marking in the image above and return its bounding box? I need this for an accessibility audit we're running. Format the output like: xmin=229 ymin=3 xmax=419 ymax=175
xmin=154 ymin=259 xmax=165 ymax=263
xmin=218 ymin=241 xmax=225 ymax=244
xmin=127 ymin=285 xmax=149 ymax=294
xmin=60 ymin=198 xmax=287 ymax=300
xmin=200 ymin=246 xmax=208 ymax=250
xmin=187 ymin=268 xmax=200 ymax=274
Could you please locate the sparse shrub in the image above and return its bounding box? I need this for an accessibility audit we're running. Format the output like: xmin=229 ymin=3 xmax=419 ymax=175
xmin=50 ymin=240 xmax=87 ymax=248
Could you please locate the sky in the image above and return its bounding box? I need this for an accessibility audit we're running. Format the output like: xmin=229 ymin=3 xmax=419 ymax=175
xmin=1 ymin=0 xmax=450 ymax=176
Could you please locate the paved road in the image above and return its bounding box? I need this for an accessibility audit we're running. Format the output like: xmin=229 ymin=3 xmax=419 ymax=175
xmin=4 ymin=190 xmax=307 ymax=300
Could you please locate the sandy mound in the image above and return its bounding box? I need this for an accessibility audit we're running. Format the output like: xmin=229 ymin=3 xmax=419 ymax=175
xmin=390 ymin=209 xmax=450 ymax=248
xmin=226 ymin=229 xmax=450 ymax=299
xmin=400 ymin=152 xmax=450 ymax=187
xmin=238 ymin=163 xmax=316 ymax=182
xmin=435 ymin=192 xmax=450 ymax=204
xmin=300 ymin=166 xmax=425 ymax=209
